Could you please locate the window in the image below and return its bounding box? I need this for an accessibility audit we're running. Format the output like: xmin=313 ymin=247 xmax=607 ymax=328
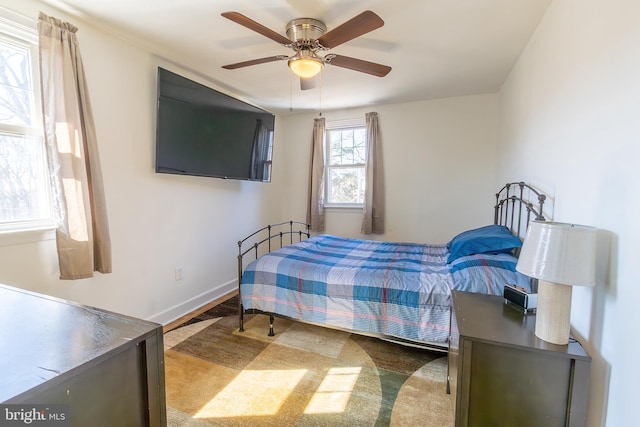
xmin=325 ymin=121 xmax=366 ymax=207
xmin=0 ymin=15 xmax=51 ymax=232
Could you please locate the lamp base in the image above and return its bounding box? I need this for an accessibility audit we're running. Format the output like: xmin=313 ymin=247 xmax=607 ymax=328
xmin=535 ymin=280 xmax=572 ymax=345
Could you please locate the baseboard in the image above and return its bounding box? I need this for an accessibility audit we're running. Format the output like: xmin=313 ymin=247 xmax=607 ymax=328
xmin=162 ymin=290 xmax=237 ymax=333
xmin=147 ymin=279 xmax=236 ymax=327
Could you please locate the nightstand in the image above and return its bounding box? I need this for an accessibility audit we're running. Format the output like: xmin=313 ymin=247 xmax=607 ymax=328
xmin=447 ymin=290 xmax=591 ymax=427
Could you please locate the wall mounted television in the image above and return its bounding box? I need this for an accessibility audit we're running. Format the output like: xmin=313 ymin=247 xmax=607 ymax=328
xmin=155 ymin=67 xmax=275 ymax=182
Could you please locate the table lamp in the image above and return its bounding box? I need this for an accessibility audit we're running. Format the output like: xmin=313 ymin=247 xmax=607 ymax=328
xmin=516 ymin=221 xmax=597 ymax=345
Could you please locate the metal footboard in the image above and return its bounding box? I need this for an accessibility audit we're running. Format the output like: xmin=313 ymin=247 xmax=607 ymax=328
xmin=237 ymin=220 xmax=310 ymax=333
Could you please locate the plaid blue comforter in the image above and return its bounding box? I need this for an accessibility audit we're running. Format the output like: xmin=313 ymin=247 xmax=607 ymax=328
xmin=241 ymin=234 xmax=530 ymax=344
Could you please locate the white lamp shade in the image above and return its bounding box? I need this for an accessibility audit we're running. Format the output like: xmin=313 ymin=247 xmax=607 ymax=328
xmin=516 ymin=221 xmax=597 ymax=287
xmin=288 ymin=56 xmax=323 ymax=78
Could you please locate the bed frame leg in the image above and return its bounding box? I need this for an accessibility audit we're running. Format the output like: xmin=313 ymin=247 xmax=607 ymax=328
xmin=239 ymin=303 xmax=245 ymax=332
xmin=268 ymin=314 xmax=275 ymax=336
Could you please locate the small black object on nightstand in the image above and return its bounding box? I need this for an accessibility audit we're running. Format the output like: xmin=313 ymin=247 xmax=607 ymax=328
xmin=503 ymin=284 xmax=537 ymax=313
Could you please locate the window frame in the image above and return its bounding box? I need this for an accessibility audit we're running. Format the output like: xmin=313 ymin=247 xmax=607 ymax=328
xmin=324 ymin=119 xmax=367 ymax=209
xmin=0 ymin=10 xmax=55 ymax=236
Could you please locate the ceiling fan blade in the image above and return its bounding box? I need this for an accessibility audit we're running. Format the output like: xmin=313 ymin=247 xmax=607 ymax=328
xmin=317 ymin=10 xmax=384 ymax=49
xmin=221 ymin=11 xmax=292 ymax=45
xmin=300 ymin=76 xmax=316 ymax=90
xmin=326 ymin=54 xmax=391 ymax=77
xmin=222 ymin=55 xmax=288 ymax=70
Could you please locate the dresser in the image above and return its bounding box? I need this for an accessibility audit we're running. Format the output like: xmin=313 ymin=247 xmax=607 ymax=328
xmin=0 ymin=284 xmax=166 ymax=426
xmin=448 ymin=290 xmax=591 ymax=427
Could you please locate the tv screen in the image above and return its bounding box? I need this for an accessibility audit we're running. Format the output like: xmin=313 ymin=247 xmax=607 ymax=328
xmin=155 ymin=67 xmax=275 ymax=181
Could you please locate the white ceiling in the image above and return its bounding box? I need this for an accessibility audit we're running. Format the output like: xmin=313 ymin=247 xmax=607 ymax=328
xmin=46 ymin=0 xmax=551 ymax=115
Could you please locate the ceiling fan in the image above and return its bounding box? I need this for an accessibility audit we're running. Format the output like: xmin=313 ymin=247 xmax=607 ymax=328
xmin=221 ymin=10 xmax=392 ymax=90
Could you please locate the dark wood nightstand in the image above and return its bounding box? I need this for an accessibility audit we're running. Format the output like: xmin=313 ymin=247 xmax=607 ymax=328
xmin=448 ymin=290 xmax=591 ymax=427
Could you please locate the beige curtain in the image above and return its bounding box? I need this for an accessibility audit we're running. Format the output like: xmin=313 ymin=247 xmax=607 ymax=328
xmin=306 ymin=117 xmax=325 ymax=232
xmin=361 ymin=112 xmax=385 ymax=234
xmin=38 ymin=12 xmax=112 ymax=279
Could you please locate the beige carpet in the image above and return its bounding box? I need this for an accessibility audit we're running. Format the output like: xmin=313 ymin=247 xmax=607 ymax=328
xmin=164 ymin=313 xmax=453 ymax=426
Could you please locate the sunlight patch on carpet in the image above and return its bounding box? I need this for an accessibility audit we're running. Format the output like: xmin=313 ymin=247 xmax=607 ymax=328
xmin=164 ymin=319 xmax=219 ymax=350
xmin=194 ymin=369 xmax=307 ymax=418
xmin=304 ymin=366 xmax=362 ymax=414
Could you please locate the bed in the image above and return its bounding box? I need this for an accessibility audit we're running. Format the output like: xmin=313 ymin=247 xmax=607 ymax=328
xmin=237 ymin=182 xmax=547 ymax=351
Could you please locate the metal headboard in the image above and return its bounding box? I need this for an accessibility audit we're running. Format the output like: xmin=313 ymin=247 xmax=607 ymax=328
xmin=494 ymin=182 xmax=547 ymax=237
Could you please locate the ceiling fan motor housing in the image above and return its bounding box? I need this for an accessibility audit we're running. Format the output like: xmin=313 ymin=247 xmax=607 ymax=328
xmin=286 ymin=18 xmax=327 ymax=46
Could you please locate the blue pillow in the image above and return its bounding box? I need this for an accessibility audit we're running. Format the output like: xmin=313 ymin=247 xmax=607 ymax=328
xmin=447 ymin=224 xmax=522 ymax=263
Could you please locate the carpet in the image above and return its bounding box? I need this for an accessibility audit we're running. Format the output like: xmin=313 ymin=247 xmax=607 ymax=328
xmin=164 ymin=307 xmax=453 ymax=426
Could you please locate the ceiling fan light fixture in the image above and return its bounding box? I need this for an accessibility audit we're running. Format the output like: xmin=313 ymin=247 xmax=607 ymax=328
xmin=222 ymin=11 xmax=391 ymax=79
xmin=288 ymin=51 xmax=323 ymax=78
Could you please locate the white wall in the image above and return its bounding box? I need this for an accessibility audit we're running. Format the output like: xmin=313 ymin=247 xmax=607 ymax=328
xmin=0 ymin=0 xmax=283 ymax=324
xmin=278 ymin=94 xmax=500 ymax=243
xmin=497 ymin=0 xmax=640 ymax=425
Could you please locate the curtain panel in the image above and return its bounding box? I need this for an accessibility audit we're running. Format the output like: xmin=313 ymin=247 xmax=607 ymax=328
xmin=38 ymin=12 xmax=112 ymax=279
xmin=306 ymin=117 xmax=325 ymax=232
xmin=361 ymin=112 xmax=384 ymax=234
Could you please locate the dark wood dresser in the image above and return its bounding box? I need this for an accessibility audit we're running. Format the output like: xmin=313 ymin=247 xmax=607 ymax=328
xmin=0 ymin=284 xmax=166 ymax=426
xmin=448 ymin=290 xmax=591 ymax=427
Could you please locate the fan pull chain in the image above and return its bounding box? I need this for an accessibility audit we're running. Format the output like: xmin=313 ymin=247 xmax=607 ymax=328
xmin=289 ymin=70 xmax=293 ymax=112
xmin=318 ymin=71 xmax=323 ymax=117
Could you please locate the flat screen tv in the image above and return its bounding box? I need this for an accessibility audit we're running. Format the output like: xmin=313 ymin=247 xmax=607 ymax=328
xmin=155 ymin=67 xmax=275 ymax=181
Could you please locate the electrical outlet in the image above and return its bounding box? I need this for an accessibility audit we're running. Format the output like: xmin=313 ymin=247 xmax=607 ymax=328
xmin=175 ymin=267 xmax=183 ymax=281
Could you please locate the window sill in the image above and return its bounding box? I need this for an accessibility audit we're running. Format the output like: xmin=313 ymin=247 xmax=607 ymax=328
xmin=0 ymin=223 xmax=57 ymax=247
xmin=324 ymin=205 xmax=364 ymax=212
